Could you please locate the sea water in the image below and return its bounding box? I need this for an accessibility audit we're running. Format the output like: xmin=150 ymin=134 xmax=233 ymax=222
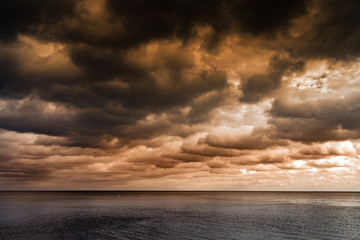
xmin=0 ymin=191 xmax=359 ymax=239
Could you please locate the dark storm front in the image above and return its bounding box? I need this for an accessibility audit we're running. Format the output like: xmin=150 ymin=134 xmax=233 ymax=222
xmin=0 ymin=192 xmax=359 ymax=240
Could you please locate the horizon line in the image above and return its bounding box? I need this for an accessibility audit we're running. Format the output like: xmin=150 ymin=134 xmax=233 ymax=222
xmin=1 ymin=190 xmax=359 ymax=193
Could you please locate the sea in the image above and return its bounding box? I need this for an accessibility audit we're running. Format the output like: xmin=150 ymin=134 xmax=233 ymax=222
xmin=0 ymin=191 xmax=359 ymax=240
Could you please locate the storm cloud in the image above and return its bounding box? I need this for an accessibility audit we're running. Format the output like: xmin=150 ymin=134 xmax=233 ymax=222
xmin=1 ymin=0 xmax=360 ymax=190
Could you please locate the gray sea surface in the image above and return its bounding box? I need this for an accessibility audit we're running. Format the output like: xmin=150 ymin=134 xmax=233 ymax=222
xmin=0 ymin=191 xmax=359 ymax=240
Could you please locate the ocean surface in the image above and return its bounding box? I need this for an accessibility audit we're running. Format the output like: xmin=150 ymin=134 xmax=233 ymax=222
xmin=0 ymin=191 xmax=359 ymax=240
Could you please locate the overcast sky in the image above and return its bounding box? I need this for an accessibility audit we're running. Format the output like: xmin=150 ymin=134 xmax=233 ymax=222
xmin=1 ymin=0 xmax=360 ymax=190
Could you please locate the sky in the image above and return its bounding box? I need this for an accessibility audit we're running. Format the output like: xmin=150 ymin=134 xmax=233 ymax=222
xmin=1 ymin=0 xmax=360 ymax=190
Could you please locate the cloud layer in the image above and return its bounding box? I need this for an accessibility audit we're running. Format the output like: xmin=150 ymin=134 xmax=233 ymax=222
xmin=1 ymin=0 xmax=360 ymax=190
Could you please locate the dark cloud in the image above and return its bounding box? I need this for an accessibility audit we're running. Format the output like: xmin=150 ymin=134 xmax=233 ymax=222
xmin=294 ymin=0 xmax=360 ymax=60
xmin=238 ymin=0 xmax=360 ymax=102
xmin=1 ymin=0 xmax=360 ymax=189
xmin=228 ymin=0 xmax=307 ymax=35
xmin=1 ymin=0 xmax=308 ymax=46
xmin=0 ymin=42 xmax=227 ymax=144
xmin=162 ymin=152 xmax=209 ymax=163
xmin=105 ymin=0 xmax=225 ymax=48
xmin=0 ymin=0 xmax=311 ymax=142
xmin=181 ymin=143 xmax=240 ymax=158
xmin=0 ymin=168 xmax=51 ymax=182
xmin=240 ymin=56 xmax=305 ymax=102
xmin=2 ymin=0 xmax=358 ymax=113
xmin=269 ymin=94 xmax=360 ymax=142
xmin=0 ymin=0 xmax=76 ymax=42
xmin=104 ymin=0 xmax=307 ymax=48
